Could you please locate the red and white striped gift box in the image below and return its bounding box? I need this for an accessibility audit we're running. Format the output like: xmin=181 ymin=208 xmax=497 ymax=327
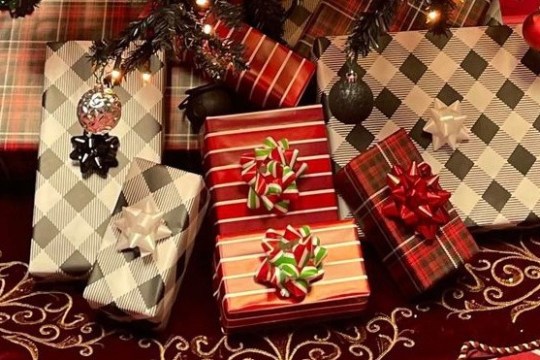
xmin=213 ymin=21 xmax=316 ymax=109
xmin=203 ymin=105 xmax=339 ymax=237
xmin=213 ymin=219 xmax=370 ymax=333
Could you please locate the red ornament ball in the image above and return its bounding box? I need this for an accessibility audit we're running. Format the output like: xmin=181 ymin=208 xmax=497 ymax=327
xmin=523 ymin=9 xmax=540 ymax=51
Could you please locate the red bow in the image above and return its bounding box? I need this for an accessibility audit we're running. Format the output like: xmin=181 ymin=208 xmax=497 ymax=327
xmin=382 ymin=162 xmax=451 ymax=240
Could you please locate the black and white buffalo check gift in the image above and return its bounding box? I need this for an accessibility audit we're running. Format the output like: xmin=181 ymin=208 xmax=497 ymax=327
xmin=29 ymin=42 xmax=166 ymax=280
xmin=316 ymin=25 xmax=540 ymax=230
xmin=83 ymin=158 xmax=209 ymax=329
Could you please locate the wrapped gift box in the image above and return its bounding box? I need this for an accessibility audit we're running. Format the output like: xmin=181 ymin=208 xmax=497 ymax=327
xmin=335 ymin=129 xmax=479 ymax=296
xmin=296 ymin=0 xmax=493 ymax=58
xmin=203 ymin=105 xmax=339 ymax=236
xmin=29 ymin=41 xmax=165 ymax=281
xmin=317 ymin=25 xmax=540 ymax=230
xmin=214 ymin=219 xmax=370 ymax=332
xmin=83 ymin=158 xmax=209 ymax=330
xmin=213 ymin=21 xmax=316 ymax=109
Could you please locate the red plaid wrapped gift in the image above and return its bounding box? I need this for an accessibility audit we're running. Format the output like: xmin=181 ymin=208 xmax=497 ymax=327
xmin=335 ymin=129 xmax=479 ymax=297
xmin=213 ymin=20 xmax=316 ymax=109
xmin=203 ymin=105 xmax=339 ymax=236
xmin=214 ymin=219 xmax=370 ymax=333
xmin=297 ymin=0 xmax=493 ymax=57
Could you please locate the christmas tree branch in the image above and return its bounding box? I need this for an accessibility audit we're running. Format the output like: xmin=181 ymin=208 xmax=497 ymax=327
xmin=244 ymin=0 xmax=286 ymax=42
xmin=0 ymin=0 xmax=40 ymax=18
xmin=89 ymin=0 xmax=246 ymax=81
xmin=346 ymin=0 xmax=398 ymax=60
xmin=347 ymin=0 xmax=457 ymax=60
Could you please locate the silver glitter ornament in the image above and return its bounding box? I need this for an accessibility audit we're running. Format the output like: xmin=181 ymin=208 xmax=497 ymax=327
xmin=77 ymin=85 xmax=122 ymax=134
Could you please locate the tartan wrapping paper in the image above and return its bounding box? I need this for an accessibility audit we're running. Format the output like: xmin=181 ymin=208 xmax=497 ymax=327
xmin=0 ymin=0 xmax=206 ymax=152
xmin=296 ymin=0 xmax=493 ymax=58
xmin=203 ymin=105 xmax=339 ymax=236
xmin=214 ymin=219 xmax=370 ymax=332
xmin=29 ymin=41 xmax=165 ymax=281
xmin=213 ymin=20 xmax=316 ymax=109
xmin=83 ymin=158 xmax=209 ymax=330
xmin=317 ymin=25 xmax=540 ymax=230
xmin=335 ymin=129 xmax=478 ymax=296
xmin=282 ymin=0 xmax=320 ymax=48
xmin=0 ymin=0 xmax=145 ymax=151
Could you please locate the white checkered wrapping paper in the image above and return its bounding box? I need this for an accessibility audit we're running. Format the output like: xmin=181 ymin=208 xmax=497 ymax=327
xmin=316 ymin=25 xmax=540 ymax=230
xmin=29 ymin=42 xmax=165 ymax=281
xmin=83 ymin=158 xmax=209 ymax=330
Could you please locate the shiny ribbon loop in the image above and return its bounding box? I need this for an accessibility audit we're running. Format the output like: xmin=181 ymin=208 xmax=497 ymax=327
xmin=240 ymin=137 xmax=308 ymax=215
xmin=382 ymin=162 xmax=451 ymax=240
xmin=255 ymin=225 xmax=327 ymax=300
xmin=115 ymin=198 xmax=172 ymax=257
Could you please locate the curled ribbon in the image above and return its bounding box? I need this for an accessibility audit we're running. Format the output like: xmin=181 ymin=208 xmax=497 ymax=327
xmin=255 ymin=225 xmax=327 ymax=300
xmin=240 ymin=137 xmax=308 ymax=215
xmin=382 ymin=162 xmax=451 ymax=240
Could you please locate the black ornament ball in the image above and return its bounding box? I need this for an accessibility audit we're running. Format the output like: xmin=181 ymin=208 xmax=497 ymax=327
xmin=328 ymin=72 xmax=374 ymax=124
xmin=182 ymin=85 xmax=235 ymax=133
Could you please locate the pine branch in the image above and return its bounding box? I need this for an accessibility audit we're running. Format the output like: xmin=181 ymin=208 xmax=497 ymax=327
xmin=346 ymin=0 xmax=398 ymax=60
xmin=0 ymin=0 xmax=40 ymax=18
xmin=244 ymin=0 xmax=286 ymax=42
xmin=89 ymin=0 xmax=246 ymax=81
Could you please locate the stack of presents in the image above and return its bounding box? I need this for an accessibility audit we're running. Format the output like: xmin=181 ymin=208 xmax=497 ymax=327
xmin=13 ymin=0 xmax=540 ymax=332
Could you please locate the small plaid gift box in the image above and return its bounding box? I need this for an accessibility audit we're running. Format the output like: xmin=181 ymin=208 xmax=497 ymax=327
xmin=213 ymin=20 xmax=316 ymax=109
xmin=83 ymin=158 xmax=209 ymax=330
xmin=214 ymin=219 xmax=370 ymax=333
xmin=203 ymin=105 xmax=339 ymax=236
xmin=335 ymin=129 xmax=478 ymax=297
xmin=317 ymin=25 xmax=540 ymax=231
xmin=297 ymin=0 xmax=493 ymax=58
xmin=29 ymin=42 xmax=165 ymax=281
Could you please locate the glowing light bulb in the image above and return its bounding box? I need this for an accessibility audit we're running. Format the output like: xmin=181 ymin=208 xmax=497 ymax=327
xmin=427 ymin=9 xmax=441 ymax=23
xmin=202 ymin=24 xmax=213 ymax=35
xmin=196 ymin=0 xmax=209 ymax=7
xmin=111 ymin=69 xmax=122 ymax=80
xmin=142 ymin=72 xmax=151 ymax=82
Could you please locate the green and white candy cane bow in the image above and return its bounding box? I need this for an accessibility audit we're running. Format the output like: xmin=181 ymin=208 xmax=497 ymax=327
xmin=255 ymin=225 xmax=327 ymax=300
xmin=240 ymin=137 xmax=308 ymax=215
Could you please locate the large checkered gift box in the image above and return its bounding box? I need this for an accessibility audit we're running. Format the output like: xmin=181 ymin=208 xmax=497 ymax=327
xmin=29 ymin=42 xmax=166 ymax=281
xmin=83 ymin=158 xmax=209 ymax=330
xmin=316 ymin=25 xmax=540 ymax=231
xmin=335 ymin=129 xmax=479 ymax=297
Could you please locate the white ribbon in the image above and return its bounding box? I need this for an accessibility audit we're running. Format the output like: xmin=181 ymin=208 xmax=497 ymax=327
xmin=424 ymin=99 xmax=470 ymax=151
xmin=115 ymin=198 xmax=172 ymax=257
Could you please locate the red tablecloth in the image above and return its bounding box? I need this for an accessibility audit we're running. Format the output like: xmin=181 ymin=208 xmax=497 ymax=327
xmin=3 ymin=164 xmax=540 ymax=360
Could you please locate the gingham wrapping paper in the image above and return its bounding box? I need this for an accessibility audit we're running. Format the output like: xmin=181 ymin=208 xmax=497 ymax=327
xmin=83 ymin=158 xmax=209 ymax=330
xmin=29 ymin=41 xmax=165 ymax=281
xmin=335 ymin=129 xmax=478 ymax=296
xmin=214 ymin=21 xmax=316 ymax=109
xmin=203 ymin=105 xmax=339 ymax=237
xmin=213 ymin=219 xmax=370 ymax=332
xmin=317 ymin=25 xmax=540 ymax=230
xmin=296 ymin=0 xmax=493 ymax=58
